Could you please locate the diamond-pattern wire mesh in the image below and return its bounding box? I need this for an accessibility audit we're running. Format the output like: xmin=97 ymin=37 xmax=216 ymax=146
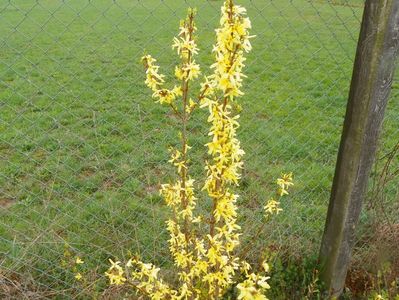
xmin=0 ymin=0 xmax=397 ymax=297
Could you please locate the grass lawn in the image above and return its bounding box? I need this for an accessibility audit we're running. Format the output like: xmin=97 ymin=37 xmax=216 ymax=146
xmin=0 ymin=0 xmax=398 ymax=297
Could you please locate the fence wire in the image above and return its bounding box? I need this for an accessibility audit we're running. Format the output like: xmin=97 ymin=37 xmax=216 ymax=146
xmin=0 ymin=0 xmax=398 ymax=298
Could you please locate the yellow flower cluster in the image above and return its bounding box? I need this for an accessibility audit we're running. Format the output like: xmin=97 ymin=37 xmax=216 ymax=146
xmin=105 ymin=1 xmax=292 ymax=299
xmin=197 ymin=1 xmax=258 ymax=298
xmin=114 ymin=9 xmax=209 ymax=299
xmin=209 ymin=0 xmax=253 ymax=98
xmin=264 ymin=173 xmax=293 ymax=216
xmin=142 ymin=55 xmax=182 ymax=105
xmin=235 ymin=261 xmax=271 ymax=300
xmin=276 ymin=172 xmax=293 ymax=196
xmin=61 ymin=244 xmax=86 ymax=283
xmin=127 ymin=258 xmax=177 ymax=299
xmin=105 ymin=259 xmax=126 ymax=285
xmin=74 ymin=257 xmax=84 ymax=281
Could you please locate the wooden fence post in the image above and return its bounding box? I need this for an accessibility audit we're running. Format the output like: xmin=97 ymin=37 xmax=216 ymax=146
xmin=319 ymin=0 xmax=399 ymax=297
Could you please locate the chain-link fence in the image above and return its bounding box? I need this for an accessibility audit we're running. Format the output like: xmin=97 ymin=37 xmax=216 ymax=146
xmin=1 ymin=0 xmax=398 ymax=298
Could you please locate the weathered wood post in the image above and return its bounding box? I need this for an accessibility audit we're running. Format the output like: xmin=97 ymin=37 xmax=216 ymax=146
xmin=319 ymin=0 xmax=399 ymax=297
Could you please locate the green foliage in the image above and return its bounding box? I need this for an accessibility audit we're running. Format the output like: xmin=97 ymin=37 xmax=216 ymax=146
xmin=267 ymin=255 xmax=323 ymax=299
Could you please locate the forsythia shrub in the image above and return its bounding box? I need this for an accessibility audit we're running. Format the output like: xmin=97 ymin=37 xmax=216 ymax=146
xmin=105 ymin=1 xmax=293 ymax=299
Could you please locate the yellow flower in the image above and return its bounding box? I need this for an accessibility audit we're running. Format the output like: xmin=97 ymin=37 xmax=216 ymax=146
xmin=264 ymin=198 xmax=282 ymax=215
xmin=172 ymin=37 xmax=199 ymax=58
xmin=186 ymin=98 xmax=197 ymax=113
xmin=183 ymin=61 xmax=200 ymax=80
xmin=200 ymin=77 xmax=215 ymax=97
xmin=276 ymin=173 xmax=293 ymax=190
xmin=74 ymin=273 xmax=82 ymax=281
xmin=142 ymin=55 xmax=165 ymax=92
xmin=276 ymin=172 xmax=293 ymax=196
xmin=192 ymin=216 xmax=202 ymax=223
xmin=174 ymin=160 xmax=187 ymax=173
xmin=105 ymin=271 xmax=126 ymax=285
xmin=168 ymin=149 xmax=182 ymax=164
xmin=262 ymin=261 xmax=270 ymax=273
xmin=237 ymin=281 xmax=257 ymax=299
xmin=105 ymin=259 xmax=126 ymax=285
xmin=172 ymin=85 xmax=183 ymax=97
xmin=75 ymin=257 xmax=84 ymax=264
xmin=126 ymin=258 xmax=133 ymax=267
xmin=152 ymin=89 xmax=176 ymax=104
xmin=175 ymin=66 xmax=184 ymax=80
xmin=257 ymin=276 xmax=271 ymax=289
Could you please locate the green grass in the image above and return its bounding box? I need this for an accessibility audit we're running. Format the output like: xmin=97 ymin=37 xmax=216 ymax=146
xmin=0 ymin=0 xmax=398 ymax=297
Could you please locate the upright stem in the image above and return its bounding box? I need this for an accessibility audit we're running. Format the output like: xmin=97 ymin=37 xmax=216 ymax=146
xmin=209 ymin=32 xmax=239 ymax=241
xmin=182 ymin=11 xmax=195 ymax=247
xmin=177 ymin=13 xmax=195 ymax=298
xmin=207 ymin=4 xmax=240 ymax=299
